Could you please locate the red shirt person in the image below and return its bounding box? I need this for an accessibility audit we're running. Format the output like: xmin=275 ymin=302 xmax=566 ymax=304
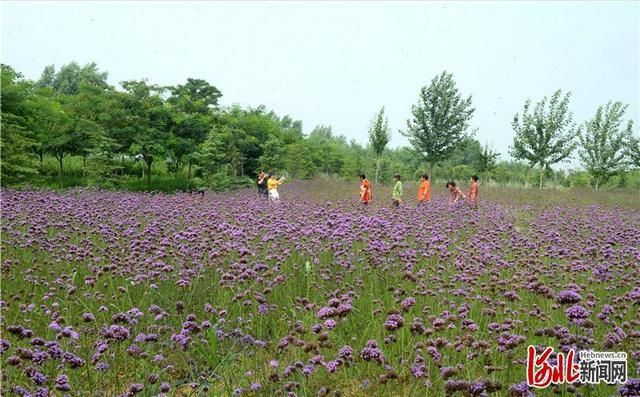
xmin=468 ymin=175 xmax=479 ymax=207
xmin=359 ymin=174 xmax=372 ymax=204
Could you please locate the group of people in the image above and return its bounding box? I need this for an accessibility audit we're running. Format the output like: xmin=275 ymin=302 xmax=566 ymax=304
xmin=257 ymin=171 xmax=285 ymax=201
xmin=360 ymin=173 xmax=479 ymax=208
xmin=256 ymin=170 xmax=479 ymax=208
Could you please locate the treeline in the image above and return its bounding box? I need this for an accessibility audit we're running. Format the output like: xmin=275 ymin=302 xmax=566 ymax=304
xmin=1 ymin=62 xmax=639 ymax=191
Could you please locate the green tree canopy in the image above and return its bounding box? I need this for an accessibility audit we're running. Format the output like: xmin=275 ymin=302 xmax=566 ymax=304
xmin=578 ymin=101 xmax=633 ymax=190
xmin=402 ymin=71 xmax=475 ymax=181
xmin=38 ymin=62 xmax=109 ymax=95
xmin=0 ymin=65 xmax=39 ymax=184
xmin=510 ymin=89 xmax=580 ymax=188
xmin=368 ymin=107 xmax=391 ymax=183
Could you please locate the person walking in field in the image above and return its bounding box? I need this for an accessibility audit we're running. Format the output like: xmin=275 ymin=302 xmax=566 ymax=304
xmin=392 ymin=173 xmax=403 ymax=207
xmin=446 ymin=181 xmax=466 ymax=205
xmin=257 ymin=171 xmax=268 ymax=197
xmin=468 ymin=175 xmax=479 ymax=208
xmin=359 ymin=174 xmax=372 ymax=205
xmin=268 ymin=174 xmax=285 ymax=201
xmin=417 ymin=174 xmax=431 ymax=206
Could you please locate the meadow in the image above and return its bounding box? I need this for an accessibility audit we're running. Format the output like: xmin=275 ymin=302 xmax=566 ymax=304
xmin=1 ymin=181 xmax=639 ymax=397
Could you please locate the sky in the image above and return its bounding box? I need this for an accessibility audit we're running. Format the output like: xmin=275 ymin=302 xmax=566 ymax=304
xmin=2 ymin=1 xmax=639 ymax=169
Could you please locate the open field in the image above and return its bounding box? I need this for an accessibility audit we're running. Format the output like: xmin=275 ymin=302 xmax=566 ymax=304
xmin=1 ymin=181 xmax=639 ymax=396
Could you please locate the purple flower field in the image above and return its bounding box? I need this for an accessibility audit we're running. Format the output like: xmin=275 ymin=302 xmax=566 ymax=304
xmin=1 ymin=183 xmax=639 ymax=396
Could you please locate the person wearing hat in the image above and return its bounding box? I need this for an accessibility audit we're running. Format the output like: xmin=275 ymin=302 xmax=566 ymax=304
xmin=392 ymin=173 xmax=403 ymax=207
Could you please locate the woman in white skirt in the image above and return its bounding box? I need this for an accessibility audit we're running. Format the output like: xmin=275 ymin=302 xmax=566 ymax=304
xmin=267 ymin=174 xmax=285 ymax=201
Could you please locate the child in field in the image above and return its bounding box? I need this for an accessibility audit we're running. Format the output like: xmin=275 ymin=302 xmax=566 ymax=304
xmin=468 ymin=175 xmax=479 ymax=208
xmin=359 ymin=174 xmax=372 ymax=204
xmin=446 ymin=181 xmax=465 ymax=205
xmin=392 ymin=174 xmax=403 ymax=207
xmin=417 ymin=174 xmax=431 ymax=206
xmin=267 ymin=174 xmax=285 ymax=201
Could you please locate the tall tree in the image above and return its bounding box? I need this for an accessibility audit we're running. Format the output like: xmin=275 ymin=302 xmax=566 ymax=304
xmin=368 ymin=107 xmax=391 ymax=183
xmin=62 ymin=82 xmax=115 ymax=176
xmin=44 ymin=113 xmax=75 ymax=188
xmin=167 ymin=78 xmax=222 ymax=115
xmin=121 ymin=80 xmax=170 ymax=189
xmin=25 ymin=89 xmax=76 ymax=188
xmin=510 ymin=89 xmax=580 ymax=188
xmin=38 ymin=62 xmax=109 ymax=94
xmin=308 ymin=125 xmax=345 ymax=175
xmin=258 ymin=136 xmax=286 ymax=174
xmin=0 ymin=65 xmax=39 ymax=184
xmin=166 ymin=78 xmax=221 ymax=188
xmin=201 ymin=125 xmax=249 ymax=178
xmin=578 ymin=101 xmax=633 ymax=190
xmin=402 ymin=71 xmax=475 ymax=181
xmin=626 ymin=135 xmax=640 ymax=169
xmin=474 ymin=144 xmax=500 ymax=181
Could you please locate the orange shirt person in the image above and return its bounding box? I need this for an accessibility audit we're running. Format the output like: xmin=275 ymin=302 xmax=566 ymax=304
xmin=359 ymin=174 xmax=372 ymax=204
xmin=468 ymin=175 xmax=479 ymax=208
xmin=417 ymin=174 xmax=431 ymax=206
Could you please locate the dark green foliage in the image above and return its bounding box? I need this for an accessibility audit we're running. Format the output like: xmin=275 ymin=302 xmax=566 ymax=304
xmin=1 ymin=65 xmax=39 ymax=184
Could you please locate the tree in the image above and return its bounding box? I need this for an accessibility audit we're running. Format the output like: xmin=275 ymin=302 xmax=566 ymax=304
xmin=44 ymin=116 xmax=76 ymax=188
xmin=38 ymin=62 xmax=109 ymax=95
xmin=368 ymin=107 xmax=391 ymax=183
xmin=258 ymin=136 xmax=286 ymax=174
xmin=510 ymin=89 xmax=580 ymax=188
xmin=0 ymin=65 xmax=39 ymax=184
xmin=167 ymin=78 xmax=222 ymax=115
xmin=121 ymin=80 xmax=170 ymax=190
xmin=308 ymin=125 xmax=345 ymax=175
xmin=474 ymin=144 xmax=500 ymax=181
xmin=451 ymin=164 xmax=473 ymax=181
xmin=62 ymin=82 xmax=116 ymax=176
xmin=578 ymin=101 xmax=633 ymax=190
xmin=26 ymin=91 xmax=76 ymax=188
xmin=200 ymin=125 xmax=249 ymax=179
xmin=626 ymin=135 xmax=640 ymax=169
xmin=402 ymin=71 xmax=475 ymax=181
xmin=165 ymin=78 xmax=220 ymax=187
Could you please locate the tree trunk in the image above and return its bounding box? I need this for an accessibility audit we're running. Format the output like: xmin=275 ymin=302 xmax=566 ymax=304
xmin=82 ymin=154 xmax=87 ymax=178
xmin=146 ymin=161 xmax=152 ymax=190
xmin=56 ymin=153 xmax=64 ymax=189
xmin=375 ymin=155 xmax=380 ymax=184
xmin=39 ymin=151 xmax=43 ymax=165
xmin=428 ymin=162 xmax=434 ymax=183
xmin=595 ymin=178 xmax=599 ymax=191
xmin=187 ymin=162 xmax=192 ymax=190
xmin=539 ymin=164 xmax=544 ymax=189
